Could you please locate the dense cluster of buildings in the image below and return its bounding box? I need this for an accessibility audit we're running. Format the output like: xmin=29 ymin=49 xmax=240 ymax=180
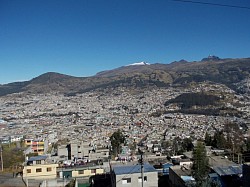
xmin=0 ymin=82 xmax=250 ymax=186
xmin=10 ymin=148 xmax=250 ymax=187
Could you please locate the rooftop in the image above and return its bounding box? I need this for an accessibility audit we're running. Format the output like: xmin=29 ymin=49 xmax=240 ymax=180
xmin=170 ymin=165 xmax=192 ymax=177
xmin=209 ymin=156 xmax=236 ymax=167
xmin=113 ymin=163 xmax=156 ymax=175
xmin=212 ymin=165 xmax=242 ymax=176
xmin=28 ymin=155 xmax=47 ymax=162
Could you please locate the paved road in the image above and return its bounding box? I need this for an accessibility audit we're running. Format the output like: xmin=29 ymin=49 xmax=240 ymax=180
xmin=0 ymin=172 xmax=42 ymax=187
xmin=0 ymin=172 xmax=25 ymax=187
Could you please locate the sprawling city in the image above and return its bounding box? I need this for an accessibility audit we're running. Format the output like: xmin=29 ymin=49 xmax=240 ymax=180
xmin=1 ymin=62 xmax=250 ymax=187
xmin=1 ymin=0 xmax=250 ymax=187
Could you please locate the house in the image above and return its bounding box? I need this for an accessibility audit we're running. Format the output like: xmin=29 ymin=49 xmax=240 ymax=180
xmin=169 ymin=165 xmax=195 ymax=187
xmin=24 ymin=138 xmax=47 ymax=155
xmin=58 ymin=142 xmax=92 ymax=160
xmin=32 ymin=140 xmax=46 ymax=155
xmin=57 ymin=165 xmax=105 ymax=179
xmin=169 ymin=155 xmax=242 ymax=187
xmin=0 ymin=136 xmax=10 ymax=144
xmin=10 ymin=135 xmax=23 ymax=142
xmin=179 ymin=159 xmax=192 ymax=168
xmin=58 ymin=142 xmax=109 ymax=161
xmin=23 ymin=155 xmax=58 ymax=179
xmin=112 ymin=163 xmax=158 ymax=187
xmin=211 ymin=165 xmax=242 ymax=187
xmin=24 ymin=138 xmax=33 ymax=147
xmin=89 ymin=174 xmax=111 ymax=187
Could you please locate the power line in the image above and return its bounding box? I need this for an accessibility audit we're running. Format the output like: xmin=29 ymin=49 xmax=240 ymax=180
xmin=172 ymin=0 xmax=250 ymax=10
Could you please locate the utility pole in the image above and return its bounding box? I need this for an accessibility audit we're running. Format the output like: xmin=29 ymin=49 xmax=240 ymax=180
xmin=138 ymin=148 xmax=144 ymax=187
xmin=108 ymin=156 xmax=114 ymax=187
xmin=0 ymin=146 xmax=3 ymax=172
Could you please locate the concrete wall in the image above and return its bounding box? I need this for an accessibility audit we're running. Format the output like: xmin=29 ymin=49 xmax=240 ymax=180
xmin=72 ymin=168 xmax=104 ymax=177
xmin=58 ymin=145 xmax=68 ymax=159
xmin=89 ymin=149 xmax=109 ymax=160
xmin=23 ymin=164 xmax=59 ymax=179
xmin=57 ymin=142 xmax=109 ymax=161
xmin=58 ymin=142 xmax=92 ymax=160
xmin=71 ymin=142 xmax=91 ymax=158
xmin=116 ymin=172 xmax=158 ymax=187
xmin=169 ymin=167 xmax=185 ymax=187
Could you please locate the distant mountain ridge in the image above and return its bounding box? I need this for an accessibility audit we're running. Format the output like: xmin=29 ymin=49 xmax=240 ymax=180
xmin=201 ymin=55 xmax=221 ymax=62
xmin=0 ymin=57 xmax=250 ymax=96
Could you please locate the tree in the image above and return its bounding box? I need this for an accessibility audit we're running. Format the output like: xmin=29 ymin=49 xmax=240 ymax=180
xmin=204 ymin=132 xmax=212 ymax=146
xmin=110 ymin=129 xmax=126 ymax=157
xmin=2 ymin=143 xmax=25 ymax=169
xmin=172 ymin=137 xmax=181 ymax=155
xmin=161 ymin=140 xmax=171 ymax=149
xmin=181 ymin=138 xmax=194 ymax=152
xmin=211 ymin=131 xmax=226 ymax=149
xmin=224 ymin=122 xmax=244 ymax=153
xmin=192 ymin=141 xmax=209 ymax=186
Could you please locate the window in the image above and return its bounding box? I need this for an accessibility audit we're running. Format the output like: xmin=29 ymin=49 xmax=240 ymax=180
xmin=36 ymin=160 xmax=41 ymax=164
xmin=91 ymin=169 xmax=96 ymax=174
xmin=138 ymin=176 xmax=147 ymax=182
xmin=138 ymin=177 xmax=142 ymax=183
xmin=122 ymin=178 xmax=131 ymax=184
xmin=47 ymin=167 xmax=52 ymax=172
xmin=36 ymin=168 xmax=42 ymax=173
xmin=78 ymin=170 xmax=84 ymax=174
xmin=27 ymin=169 xmax=31 ymax=173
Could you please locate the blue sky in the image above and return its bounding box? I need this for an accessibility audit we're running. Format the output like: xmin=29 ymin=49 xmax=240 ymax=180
xmin=0 ymin=0 xmax=250 ymax=84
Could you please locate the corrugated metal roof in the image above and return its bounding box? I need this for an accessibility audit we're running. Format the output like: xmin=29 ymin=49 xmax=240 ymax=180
xmin=28 ymin=155 xmax=47 ymax=162
xmin=209 ymin=173 xmax=219 ymax=178
xmin=113 ymin=163 xmax=156 ymax=175
xmin=213 ymin=165 xmax=242 ymax=176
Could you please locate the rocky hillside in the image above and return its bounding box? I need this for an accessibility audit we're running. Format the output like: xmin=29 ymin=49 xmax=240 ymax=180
xmin=0 ymin=57 xmax=249 ymax=96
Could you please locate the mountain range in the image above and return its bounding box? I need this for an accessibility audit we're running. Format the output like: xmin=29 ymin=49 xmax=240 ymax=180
xmin=0 ymin=56 xmax=250 ymax=96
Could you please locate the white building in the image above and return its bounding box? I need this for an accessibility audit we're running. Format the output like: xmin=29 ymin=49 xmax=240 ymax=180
xmin=112 ymin=163 xmax=158 ymax=187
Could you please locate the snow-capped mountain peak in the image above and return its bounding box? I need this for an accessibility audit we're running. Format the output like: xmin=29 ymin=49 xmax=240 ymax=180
xmin=126 ymin=62 xmax=150 ymax=66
